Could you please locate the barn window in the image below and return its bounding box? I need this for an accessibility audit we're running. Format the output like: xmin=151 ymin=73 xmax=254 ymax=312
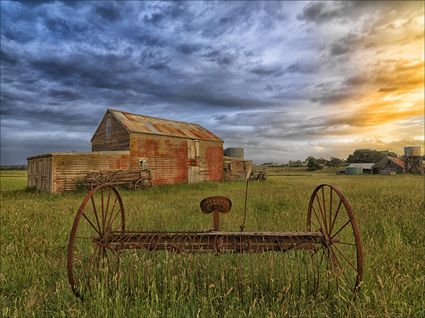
xmin=105 ymin=117 xmax=112 ymax=142
xmin=194 ymin=140 xmax=200 ymax=159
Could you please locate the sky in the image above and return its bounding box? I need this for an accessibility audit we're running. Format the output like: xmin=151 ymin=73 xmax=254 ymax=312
xmin=1 ymin=1 xmax=424 ymax=165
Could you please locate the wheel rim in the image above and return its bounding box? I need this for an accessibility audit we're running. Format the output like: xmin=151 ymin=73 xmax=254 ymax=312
xmin=307 ymin=184 xmax=364 ymax=294
xmin=135 ymin=179 xmax=152 ymax=190
xmin=67 ymin=184 xmax=125 ymax=297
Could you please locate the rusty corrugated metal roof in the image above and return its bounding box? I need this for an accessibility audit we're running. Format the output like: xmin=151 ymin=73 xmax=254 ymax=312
xmin=387 ymin=156 xmax=405 ymax=168
xmin=107 ymin=108 xmax=222 ymax=142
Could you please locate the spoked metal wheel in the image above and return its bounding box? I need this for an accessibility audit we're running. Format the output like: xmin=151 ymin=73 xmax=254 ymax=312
xmin=134 ymin=179 xmax=152 ymax=191
xmin=307 ymin=184 xmax=364 ymax=295
xmin=67 ymin=184 xmax=125 ymax=298
xmin=91 ymin=173 xmax=116 ymax=190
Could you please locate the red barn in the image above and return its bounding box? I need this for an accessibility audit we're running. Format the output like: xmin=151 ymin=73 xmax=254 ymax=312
xmin=91 ymin=108 xmax=224 ymax=185
xmin=27 ymin=108 xmax=224 ymax=192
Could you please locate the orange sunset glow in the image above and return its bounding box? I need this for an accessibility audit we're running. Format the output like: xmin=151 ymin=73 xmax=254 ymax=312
xmin=1 ymin=1 xmax=424 ymax=163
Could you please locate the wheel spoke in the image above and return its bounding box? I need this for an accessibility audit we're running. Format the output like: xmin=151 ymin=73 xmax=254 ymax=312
xmin=331 ymin=220 xmax=351 ymax=239
xmin=310 ymin=221 xmax=321 ymax=231
xmin=101 ymin=188 xmax=105 ymax=233
xmin=82 ymin=212 xmax=101 ymax=236
xmin=321 ymin=187 xmax=328 ymax=233
xmin=329 ymin=247 xmax=353 ymax=285
xmin=106 ymin=196 xmax=119 ymax=232
xmin=328 ymin=248 xmax=340 ymax=292
xmin=329 ymin=199 xmax=343 ymax=234
xmin=329 ymin=188 xmax=333 ymax=231
xmin=104 ymin=189 xmax=111 ymax=231
xmin=336 ymin=241 xmax=356 ymax=246
xmin=311 ymin=206 xmax=325 ymax=233
xmin=90 ymin=196 xmax=102 ymax=236
xmin=332 ymin=244 xmax=357 ymax=272
xmin=315 ymin=195 xmax=328 ymax=234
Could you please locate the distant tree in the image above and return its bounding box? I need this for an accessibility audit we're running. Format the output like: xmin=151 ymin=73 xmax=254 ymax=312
xmin=327 ymin=157 xmax=346 ymax=167
xmin=288 ymin=160 xmax=303 ymax=167
xmin=317 ymin=158 xmax=328 ymax=165
xmin=306 ymin=156 xmax=323 ymax=171
xmin=347 ymin=149 xmax=397 ymax=163
xmin=261 ymin=162 xmax=275 ymax=166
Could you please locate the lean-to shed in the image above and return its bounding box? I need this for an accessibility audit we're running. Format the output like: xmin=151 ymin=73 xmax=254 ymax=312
xmin=91 ymin=108 xmax=224 ymax=185
xmin=27 ymin=151 xmax=130 ymax=192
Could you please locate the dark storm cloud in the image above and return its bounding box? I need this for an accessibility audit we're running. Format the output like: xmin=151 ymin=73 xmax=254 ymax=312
xmin=250 ymin=65 xmax=283 ymax=77
xmin=177 ymin=43 xmax=202 ymax=55
xmin=329 ymin=34 xmax=360 ymax=56
xmin=0 ymin=49 xmax=18 ymax=65
xmin=94 ymin=3 xmax=122 ymax=22
xmin=1 ymin=1 xmax=422 ymax=164
xmin=297 ymin=2 xmax=341 ymax=24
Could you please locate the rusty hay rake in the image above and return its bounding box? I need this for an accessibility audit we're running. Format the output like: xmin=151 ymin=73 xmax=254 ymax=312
xmin=67 ymin=180 xmax=364 ymax=298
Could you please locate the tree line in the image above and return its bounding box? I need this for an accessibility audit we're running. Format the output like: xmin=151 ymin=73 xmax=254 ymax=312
xmin=261 ymin=149 xmax=399 ymax=171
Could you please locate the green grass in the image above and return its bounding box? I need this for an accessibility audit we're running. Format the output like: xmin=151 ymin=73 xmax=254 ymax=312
xmin=1 ymin=170 xmax=424 ymax=317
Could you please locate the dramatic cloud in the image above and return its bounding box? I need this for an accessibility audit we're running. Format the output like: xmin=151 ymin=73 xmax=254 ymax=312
xmin=1 ymin=1 xmax=423 ymax=164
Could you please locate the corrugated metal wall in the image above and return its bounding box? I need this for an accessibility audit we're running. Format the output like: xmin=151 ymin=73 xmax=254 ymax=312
xmin=27 ymin=152 xmax=130 ymax=193
xmin=129 ymin=134 xmax=223 ymax=185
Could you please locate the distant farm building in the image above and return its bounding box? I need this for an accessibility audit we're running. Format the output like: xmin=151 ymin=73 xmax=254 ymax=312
xmin=27 ymin=108 xmax=241 ymax=193
xmin=223 ymin=147 xmax=253 ymax=181
xmin=345 ymin=163 xmax=374 ymax=175
xmin=373 ymin=156 xmax=404 ymax=175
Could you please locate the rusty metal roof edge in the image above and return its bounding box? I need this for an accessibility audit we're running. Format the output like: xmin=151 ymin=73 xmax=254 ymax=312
xmin=387 ymin=155 xmax=405 ymax=168
xmin=27 ymin=151 xmax=130 ymax=160
xmin=130 ymin=130 xmax=223 ymax=143
xmin=108 ymin=108 xmax=223 ymax=142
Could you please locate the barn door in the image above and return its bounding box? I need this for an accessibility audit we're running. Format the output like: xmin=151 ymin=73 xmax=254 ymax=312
xmin=188 ymin=166 xmax=200 ymax=183
xmin=187 ymin=139 xmax=200 ymax=183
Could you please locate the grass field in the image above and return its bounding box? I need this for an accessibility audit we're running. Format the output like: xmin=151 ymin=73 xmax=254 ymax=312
xmin=1 ymin=170 xmax=424 ymax=317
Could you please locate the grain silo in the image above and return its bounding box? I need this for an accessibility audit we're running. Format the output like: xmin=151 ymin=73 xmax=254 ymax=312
xmin=224 ymin=147 xmax=244 ymax=159
xmin=404 ymin=146 xmax=423 ymax=174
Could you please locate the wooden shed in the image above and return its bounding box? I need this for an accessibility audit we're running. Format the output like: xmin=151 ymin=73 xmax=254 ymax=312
xmin=27 ymin=151 xmax=131 ymax=192
xmin=223 ymin=156 xmax=253 ymax=181
xmin=373 ymin=156 xmax=404 ymax=174
xmin=91 ymin=108 xmax=224 ymax=185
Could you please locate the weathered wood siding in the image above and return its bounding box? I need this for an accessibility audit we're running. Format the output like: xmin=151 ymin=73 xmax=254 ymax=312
xmin=129 ymin=133 xmax=223 ymax=185
xmin=27 ymin=155 xmax=53 ymax=191
xmin=27 ymin=152 xmax=130 ymax=193
xmin=52 ymin=152 xmax=130 ymax=192
xmin=92 ymin=114 xmax=130 ymax=151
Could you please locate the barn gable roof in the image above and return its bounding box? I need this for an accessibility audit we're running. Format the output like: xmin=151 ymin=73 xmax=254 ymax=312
xmin=91 ymin=108 xmax=222 ymax=142
xmin=386 ymin=156 xmax=404 ymax=168
xmin=372 ymin=156 xmax=405 ymax=169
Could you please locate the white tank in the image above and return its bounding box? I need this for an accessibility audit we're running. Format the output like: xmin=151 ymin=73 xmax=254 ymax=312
xmin=404 ymin=146 xmax=421 ymax=157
